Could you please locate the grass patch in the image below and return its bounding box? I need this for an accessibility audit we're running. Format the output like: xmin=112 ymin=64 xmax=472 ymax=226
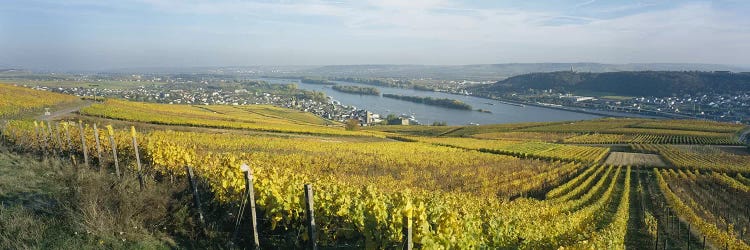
xmin=0 ymin=146 xmax=210 ymax=249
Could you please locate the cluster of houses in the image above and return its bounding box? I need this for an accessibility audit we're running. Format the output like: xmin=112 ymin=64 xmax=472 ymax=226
xmin=34 ymin=83 xmax=384 ymax=125
xmin=554 ymin=92 xmax=750 ymax=123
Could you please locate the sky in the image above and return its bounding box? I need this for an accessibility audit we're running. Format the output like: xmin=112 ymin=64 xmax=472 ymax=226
xmin=1 ymin=0 xmax=749 ymax=70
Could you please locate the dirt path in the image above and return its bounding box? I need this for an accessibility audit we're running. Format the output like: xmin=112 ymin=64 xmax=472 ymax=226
xmin=37 ymin=101 xmax=92 ymax=121
xmin=635 ymin=169 xmax=711 ymax=250
xmin=625 ymin=171 xmax=652 ymax=248
xmin=605 ymin=152 xmax=666 ymax=167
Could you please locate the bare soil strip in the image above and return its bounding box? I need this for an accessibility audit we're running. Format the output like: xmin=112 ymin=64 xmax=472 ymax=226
xmin=605 ymin=152 xmax=666 ymax=167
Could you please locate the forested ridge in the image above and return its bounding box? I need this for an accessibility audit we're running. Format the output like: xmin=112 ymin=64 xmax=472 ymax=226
xmin=474 ymin=71 xmax=750 ymax=96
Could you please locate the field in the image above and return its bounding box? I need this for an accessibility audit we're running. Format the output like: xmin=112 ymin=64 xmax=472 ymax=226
xmin=2 ymin=84 xmax=750 ymax=249
xmin=604 ymin=152 xmax=666 ymax=167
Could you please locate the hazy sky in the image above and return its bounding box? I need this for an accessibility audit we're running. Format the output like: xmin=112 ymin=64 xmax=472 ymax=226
xmin=1 ymin=0 xmax=749 ymax=70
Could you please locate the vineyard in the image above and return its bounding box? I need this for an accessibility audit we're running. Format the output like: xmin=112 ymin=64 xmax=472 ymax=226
xmin=520 ymin=118 xmax=644 ymax=133
xmin=654 ymin=169 xmax=749 ymax=249
xmin=521 ymin=118 xmax=744 ymax=135
xmin=522 ymin=118 xmax=743 ymax=145
xmin=363 ymin=121 xmax=551 ymax=137
xmin=79 ymin=99 xmax=371 ymax=137
xmin=471 ymin=131 xmax=576 ymax=142
xmin=1 ymin=122 xmax=639 ymax=248
xmin=368 ymin=117 xmax=745 ymax=146
xmin=0 ymin=83 xmax=80 ymax=118
xmin=632 ymin=144 xmax=750 ymax=174
xmin=401 ymin=136 xmax=610 ymax=163
xmin=632 ymin=120 xmax=745 ymax=133
xmin=1 ymin=85 xmax=750 ymax=249
xmin=564 ymin=132 xmax=741 ymax=145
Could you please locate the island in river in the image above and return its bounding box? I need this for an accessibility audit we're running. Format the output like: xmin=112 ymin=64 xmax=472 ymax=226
xmin=382 ymin=94 xmax=473 ymax=110
xmin=331 ymin=85 xmax=381 ymax=95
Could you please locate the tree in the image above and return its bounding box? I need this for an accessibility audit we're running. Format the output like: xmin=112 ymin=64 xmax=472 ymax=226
xmin=345 ymin=119 xmax=360 ymax=131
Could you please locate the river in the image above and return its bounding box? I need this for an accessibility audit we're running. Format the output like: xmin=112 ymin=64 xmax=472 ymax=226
xmin=258 ymin=78 xmax=650 ymax=125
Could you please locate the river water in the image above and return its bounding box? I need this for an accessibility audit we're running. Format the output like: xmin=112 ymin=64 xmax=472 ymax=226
xmin=259 ymin=78 xmax=625 ymax=125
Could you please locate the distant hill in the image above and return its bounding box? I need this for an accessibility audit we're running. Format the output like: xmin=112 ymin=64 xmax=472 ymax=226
xmin=284 ymin=63 xmax=750 ymax=81
xmin=17 ymin=63 xmax=750 ymax=81
xmin=0 ymin=68 xmax=32 ymax=74
xmin=471 ymin=71 xmax=750 ymax=97
xmin=106 ymin=64 xmax=745 ymax=81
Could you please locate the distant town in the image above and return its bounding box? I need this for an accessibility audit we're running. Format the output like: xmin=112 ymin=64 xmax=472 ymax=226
xmin=3 ymin=69 xmax=749 ymax=125
xmin=473 ymin=89 xmax=750 ymax=123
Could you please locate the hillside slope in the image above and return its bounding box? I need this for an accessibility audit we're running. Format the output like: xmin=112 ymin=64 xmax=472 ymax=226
xmin=472 ymin=71 xmax=750 ymax=96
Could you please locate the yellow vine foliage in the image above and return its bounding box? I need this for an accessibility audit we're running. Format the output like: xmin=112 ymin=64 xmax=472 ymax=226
xmin=11 ymin=119 xmax=744 ymax=249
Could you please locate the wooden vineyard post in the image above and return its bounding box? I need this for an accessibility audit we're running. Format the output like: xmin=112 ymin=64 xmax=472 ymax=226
xmin=44 ymin=122 xmax=52 ymax=152
xmin=0 ymin=121 xmax=7 ymax=144
xmin=131 ymin=126 xmax=144 ymax=190
xmin=54 ymin=122 xmax=64 ymax=156
xmin=63 ymin=122 xmax=77 ymax=166
xmin=687 ymin=224 xmax=691 ymax=250
xmin=106 ymin=125 xmax=120 ymax=177
xmin=304 ymin=184 xmax=317 ymax=250
xmin=0 ymin=120 xmax=5 ymax=143
xmin=38 ymin=121 xmax=44 ymax=154
xmin=33 ymin=121 xmax=40 ymax=152
xmin=186 ymin=166 xmax=205 ymax=225
xmin=79 ymin=121 xmax=89 ymax=167
xmin=39 ymin=121 xmax=49 ymax=157
xmin=403 ymin=209 xmax=413 ymax=250
xmin=703 ymin=236 xmax=706 ymax=250
xmin=62 ymin=122 xmax=70 ymax=151
xmin=46 ymin=122 xmax=57 ymax=155
xmin=93 ymin=124 xmax=104 ymax=171
xmin=667 ymin=210 xmax=677 ymax=231
xmin=241 ymin=163 xmax=260 ymax=249
xmin=664 ymin=207 xmax=672 ymax=230
xmin=655 ymin=229 xmax=659 ymax=250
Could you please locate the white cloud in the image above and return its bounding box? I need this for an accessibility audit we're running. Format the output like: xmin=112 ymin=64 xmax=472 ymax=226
xmin=574 ymin=0 xmax=597 ymax=8
xmin=5 ymin=0 xmax=750 ymax=67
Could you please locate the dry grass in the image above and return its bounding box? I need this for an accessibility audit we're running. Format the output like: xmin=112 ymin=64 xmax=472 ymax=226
xmin=57 ymin=168 xmax=179 ymax=249
xmin=0 ymin=145 xmax=196 ymax=249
